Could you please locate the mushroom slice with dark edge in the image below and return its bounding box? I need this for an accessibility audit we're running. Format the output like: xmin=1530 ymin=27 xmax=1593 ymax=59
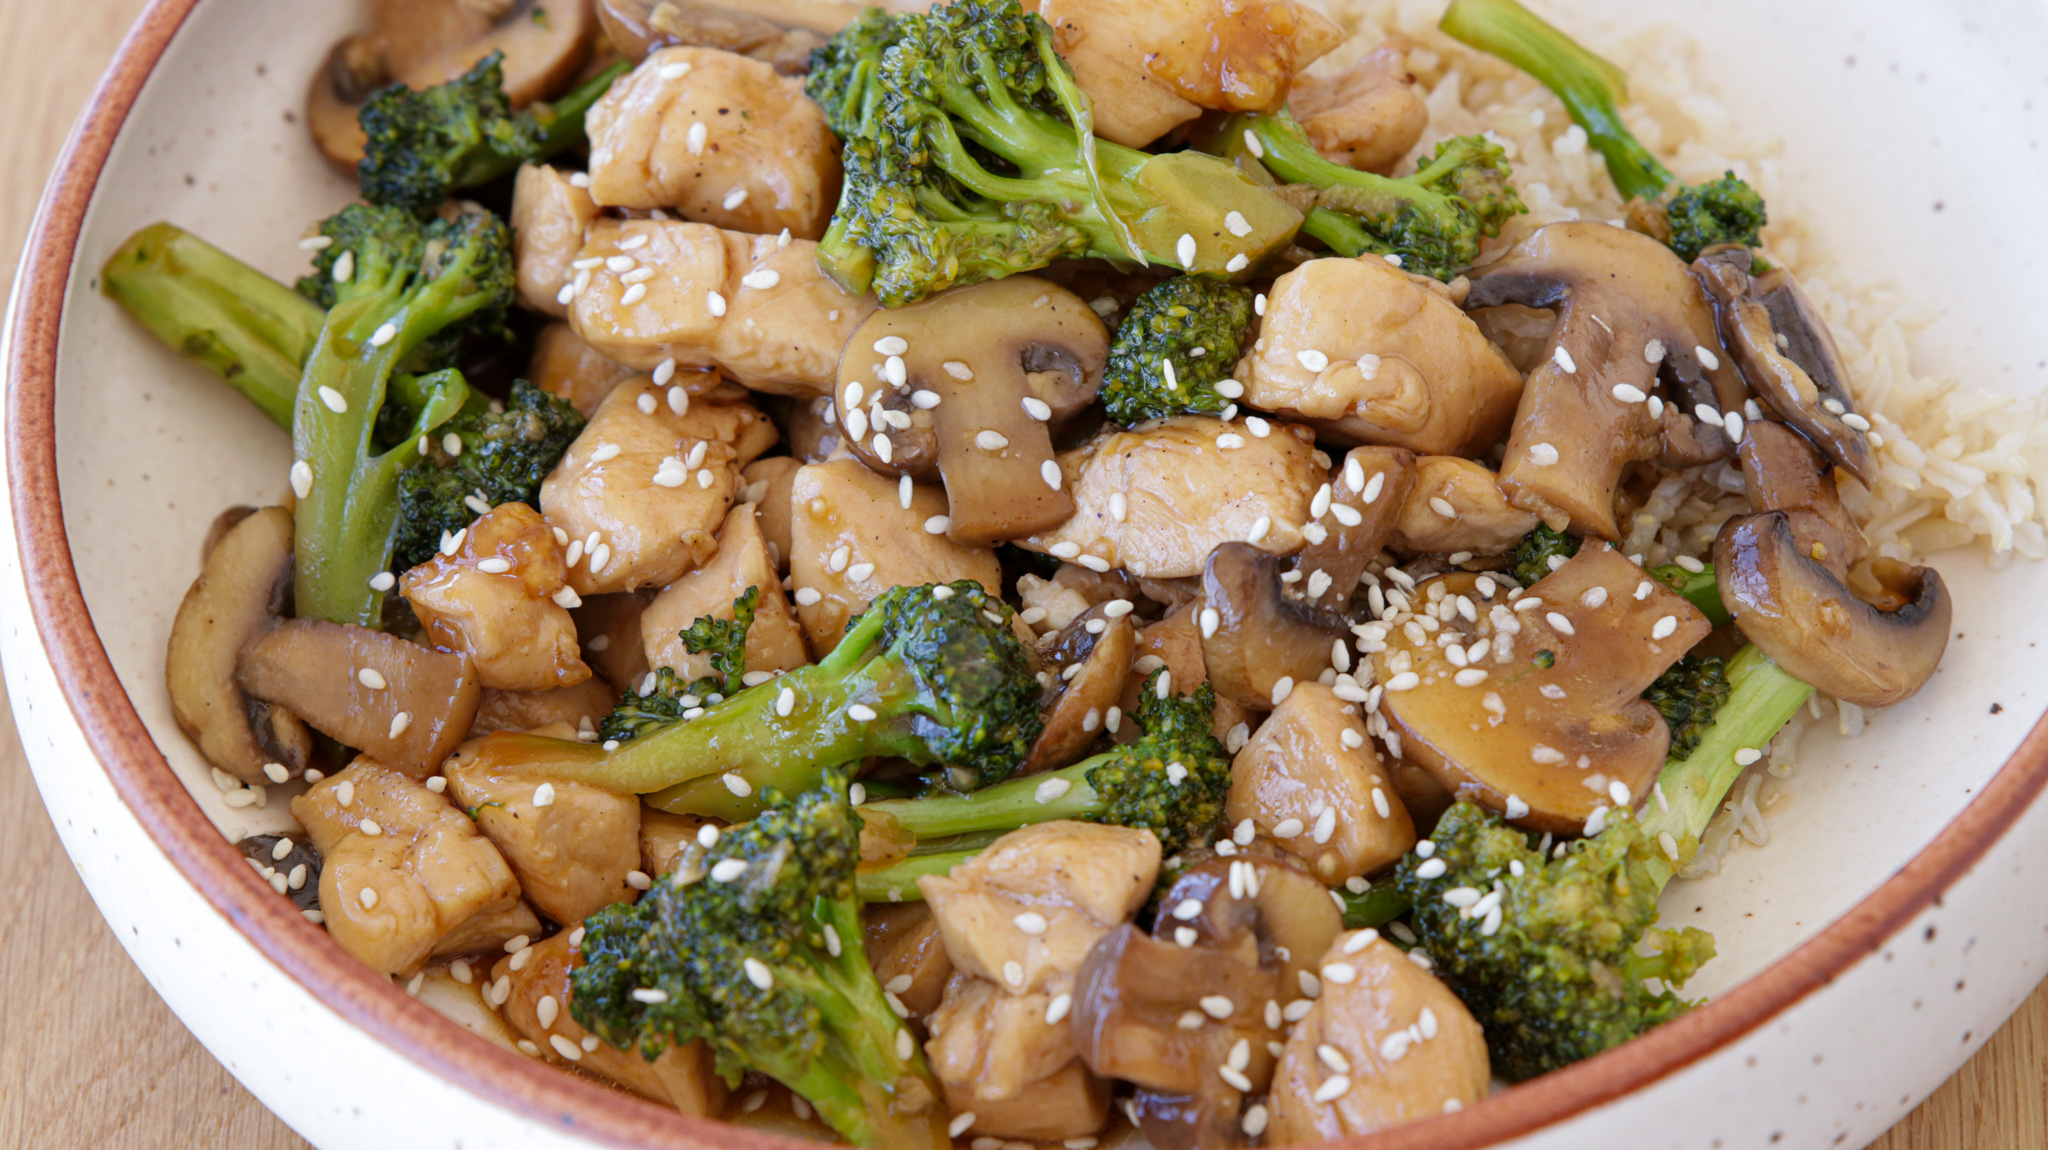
xmin=166 ymin=506 xmax=313 ymax=785
xmin=596 ymin=0 xmax=857 ymax=71
xmin=1694 ymin=245 xmax=1874 ymax=485
xmin=1291 ymin=447 xmax=1415 ymax=611
xmin=1467 ymin=221 xmax=1748 ymax=539
xmin=238 ymin=620 xmax=482 ymax=776
xmin=238 ymin=833 xmax=323 ymax=913
xmin=1023 ymin=601 xmax=1138 ymax=775
xmin=1736 ymin=420 xmax=1866 ymax=580
xmin=835 ymin=276 xmax=1109 ymax=546
xmin=1201 ymin=542 xmax=1353 ymax=712
xmin=1377 ymin=549 xmax=1711 ymax=835
xmin=1070 ymin=856 xmax=1341 ymax=1150
xmin=1714 ymin=511 xmax=1950 ymax=708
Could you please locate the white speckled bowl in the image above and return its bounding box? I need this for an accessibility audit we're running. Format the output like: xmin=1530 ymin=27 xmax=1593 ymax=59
xmin=6 ymin=0 xmax=2048 ymax=1147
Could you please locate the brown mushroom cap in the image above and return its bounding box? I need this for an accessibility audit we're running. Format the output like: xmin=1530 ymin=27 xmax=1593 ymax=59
xmin=1736 ymin=420 xmax=1866 ymax=581
xmin=1378 ymin=551 xmax=1711 ymax=834
xmin=237 ymin=619 xmax=482 ymax=775
xmin=596 ymin=0 xmax=845 ymax=71
xmin=1291 ymin=446 xmax=1415 ymax=611
xmin=1023 ymin=602 xmax=1137 ymax=775
xmin=1467 ymin=222 xmax=1748 ymax=539
xmin=834 ymin=276 xmax=1108 ymax=546
xmin=1200 ymin=542 xmax=1352 ymax=711
xmin=1714 ymin=511 xmax=1950 ymax=708
xmin=165 ymin=506 xmax=313 ymax=784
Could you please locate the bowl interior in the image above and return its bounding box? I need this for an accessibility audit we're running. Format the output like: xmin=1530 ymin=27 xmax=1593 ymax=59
xmin=33 ymin=0 xmax=2048 ymax=1113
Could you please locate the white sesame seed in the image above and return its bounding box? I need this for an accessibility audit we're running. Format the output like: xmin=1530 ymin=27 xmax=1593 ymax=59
xmin=1003 ymin=961 xmax=1024 ymax=987
xmin=722 ymin=186 xmax=750 ymax=210
xmin=722 ymin=773 xmax=752 ymax=797
xmin=1013 ymin=912 xmax=1048 ymax=936
xmin=1612 ymin=383 xmax=1647 ymax=404
xmin=1216 ymin=432 xmax=1246 ymax=450
xmin=1247 ymin=515 xmax=1272 ymax=544
xmin=921 ymin=514 xmax=952 ymax=536
xmin=1553 ymin=346 xmax=1577 ymax=373
xmin=1296 ymin=348 xmax=1330 ymax=372
xmin=1312 ymin=1075 xmax=1353 ymax=1103
xmin=1414 ymin=857 xmax=1448 ymax=880
xmin=620 ymin=283 xmax=647 ymax=306
xmin=847 ymin=562 xmax=876 ymax=582
xmin=530 ymin=782 xmax=556 ymax=808
xmin=847 ymin=704 xmax=878 ymax=722
xmin=1176 ymin=233 xmax=1197 ymax=266
xmin=1842 ymin=412 xmax=1872 ymax=431
xmin=1225 ymin=253 xmax=1249 ymax=273
xmin=940 ymin=360 xmax=974 ymax=382
xmin=1200 ymin=995 xmax=1235 ymax=1019
xmin=1645 ymin=339 xmax=1667 ymax=364
xmin=1546 ymin=612 xmax=1576 ymax=636
xmin=355 ymin=667 xmax=387 ymax=690
xmin=1651 ymin=615 xmax=1678 ymax=640
xmin=1696 ymin=345 xmax=1721 ymax=370
xmin=1385 ymin=671 xmax=1420 ymax=692
xmin=1040 ymin=459 xmax=1063 ymax=490
xmin=358 ymin=887 xmax=379 ymax=910
xmin=1528 ymin=442 xmax=1561 ymax=467
xmin=976 ymin=429 xmax=1009 ymax=450
xmin=1034 ymin=777 xmax=1071 ymax=804
xmin=1735 ymin=746 xmax=1763 ymax=766
xmin=1270 ymin=676 xmax=1294 ymax=706
xmin=1609 ymin=780 xmax=1633 ymax=806
xmin=741 ymin=268 xmax=780 ymax=290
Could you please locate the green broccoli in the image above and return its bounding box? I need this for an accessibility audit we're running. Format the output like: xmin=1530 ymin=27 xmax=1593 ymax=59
xmin=1508 ymin=525 xmax=1730 ymax=625
xmin=572 ymin=772 xmax=949 ymax=1150
xmin=596 ymin=587 xmax=762 ymax=744
xmin=1439 ymin=0 xmax=1767 ymax=263
xmin=1395 ymin=644 xmax=1813 ymax=1080
xmin=100 ymin=222 xmax=328 ymax=430
xmin=1642 ymin=653 xmax=1731 ymax=761
xmin=357 ymin=52 xmax=629 ymax=217
xmin=1510 ymin=524 xmax=1581 ymax=586
xmin=390 ymin=380 xmax=584 ymax=573
xmin=859 ymin=672 xmax=1231 ymax=857
xmin=806 ymin=0 xmax=1303 ymax=305
xmin=1100 ymin=277 xmax=1256 ymax=425
xmin=1208 ymin=114 xmax=1526 ymax=281
xmin=476 ymin=581 xmax=1042 ymax=820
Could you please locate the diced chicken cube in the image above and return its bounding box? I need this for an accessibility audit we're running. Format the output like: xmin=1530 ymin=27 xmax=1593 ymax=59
xmin=786 ymin=459 xmax=1000 ymax=652
xmin=292 ymin=760 xmax=523 ymax=976
xmin=540 ymin=379 xmax=778 ymax=595
xmin=1390 ymin=455 xmax=1540 ymax=555
xmin=1242 ymin=258 xmax=1523 ymax=456
xmin=641 ymin=503 xmax=810 ymax=679
xmin=432 ymin=902 xmax=543 ymax=961
xmin=739 ymin=455 xmax=801 ymax=573
xmin=530 ymin=322 xmax=638 ymax=417
xmin=571 ymin=593 xmax=654 ymax=692
xmin=402 ymin=503 xmax=591 ymax=692
xmin=1026 ymin=416 xmax=1322 ymax=579
xmin=1228 ymin=681 xmax=1416 ymax=883
xmin=567 ymin=218 xmax=876 ymax=396
xmin=586 ymin=46 xmax=840 ymax=239
xmin=1288 ymin=39 xmax=1429 ymax=173
xmin=470 ymin=678 xmax=618 ymax=737
xmin=926 ymin=972 xmax=1109 ymax=1139
xmin=511 ymin=165 xmax=602 ymax=317
xmin=1268 ymin=933 xmax=1489 ymax=1140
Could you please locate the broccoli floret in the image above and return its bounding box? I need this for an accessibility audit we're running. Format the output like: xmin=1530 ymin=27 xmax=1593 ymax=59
xmin=1642 ymin=653 xmax=1730 ymax=761
xmin=1213 ymin=115 xmax=1526 ymax=281
xmin=357 ymin=53 xmax=628 ymax=217
xmin=1510 ymin=524 xmax=1582 ymax=586
xmin=807 ymin=0 xmax=1302 ymax=305
xmin=289 ymin=203 xmax=516 ymax=627
xmin=572 ymin=772 xmax=948 ymax=1149
xmin=390 ymin=380 xmax=584 ymax=572
xmin=1439 ymin=0 xmax=1766 ymax=263
xmin=598 ymin=666 xmax=710 ymax=746
xmin=491 ymin=581 xmax=1042 ymax=819
xmin=1100 ymin=277 xmax=1255 ymax=425
xmin=1395 ymin=644 xmax=1813 ymax=1080
xmin=596 ymin=587 xmax=762 ymax=743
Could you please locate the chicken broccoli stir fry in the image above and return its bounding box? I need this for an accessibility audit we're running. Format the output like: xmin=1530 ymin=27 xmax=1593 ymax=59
xmin=122 ymin=0 xmax=1954 ymax=1144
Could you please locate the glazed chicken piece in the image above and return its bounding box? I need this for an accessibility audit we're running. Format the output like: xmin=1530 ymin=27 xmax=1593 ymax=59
xmin=530 ymin=322 xmax=638 ymax=417
xmin=739 ymin=454 xmax=802 ymax=572
xmin=470 ymin=679 xmax=618 ymax=737
xmin=925 ymin=973 xmax=1112 ymax=1141
xmin=511 ymin=165 xmax=602 ymax=317
xmin=585 ymin=46 xmax=841 ymax=239
xmin=1267 ymin=932 xmax=1490 ymax=1140
xmin=567 ymin=218 xmax=877 ymax=396
xmin=491 ymin=931 xmax=726 ymax=1115
xmin=440 ymin=737 xmax=643 ymax=925
xmin=1389 ymin=456 xmax=1541 ymax=556
xmin=785 ymin=458 xmax=1001 ymax=652
xmin=291 ymin=760 xmax=524 ymax=976
xmin=640 ymin=502 xmax=810 ymax=677
xmin=1025 ymin=416 xmax=1322 ymax=580
xmin=1241 ymin=257 xmax=1523 ymax=456
xmin=1287 ymin=39 xmax=1429 ymax=173
xmin=1228 ymin=681 xmax=1416 ymax=884
xmin=539 ymin=379 xmax=778 ymax=595
xmin=862 ymin=902 xmax=954 ymax=1019
xmin=401 ymin=503 xmax=592 ymax=693
xmin=638 ymin=807 xmax=718 ymax=881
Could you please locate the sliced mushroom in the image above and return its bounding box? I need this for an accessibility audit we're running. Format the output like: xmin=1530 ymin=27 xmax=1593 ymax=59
xmin=1694 ymin=246 xmax=1873 ymax=484
xmin=1714 ymin=512 xmax=1950 ymax=707
xmin=1469 ymin=222 xmax=1749 ymax=538
xmin=1736 ymin=420 xmax=1866 ymax=581
xmin=239 ymin=833 xmax=323 ymax=912
xmin=1291 ymin=446 xmax=1414 ymax=611
xmin=166 ymin=506 xmax=313 ymax=785
xmin=835 ymin=276 xmax=1108 ymax=545
xmin=238 ymin=620 xmax=482 ymax=776
xmin=863 ymin=901 xmax=954 ymax=1019
xmin=1377 ymin=550 xmax=1711 ymax=835
xmin=1023 ymin=603 xmax=1137 ymax=775
xmin=1201 ymin=542 xmax=1352 ymax=712
xmin=596 ymin=0 xmax=845 ymax=72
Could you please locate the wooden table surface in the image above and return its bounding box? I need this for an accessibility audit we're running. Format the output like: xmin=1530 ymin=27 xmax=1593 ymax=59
xmin=0 ymin=1 xmax=2042 ymax=1147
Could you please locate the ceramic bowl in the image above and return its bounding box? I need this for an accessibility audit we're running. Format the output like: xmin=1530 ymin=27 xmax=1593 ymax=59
xmin=7 ymin=0 xmax=2048 ymax=1146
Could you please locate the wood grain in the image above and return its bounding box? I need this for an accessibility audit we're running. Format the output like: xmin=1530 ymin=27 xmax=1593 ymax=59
xmin=0 ymin=1 xmax=2039 ymax=1147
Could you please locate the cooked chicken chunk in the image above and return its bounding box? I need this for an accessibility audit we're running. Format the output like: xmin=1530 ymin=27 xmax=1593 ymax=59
xmin=641 ymin=502 xmax=810 ymax=677
xmin=291 ymin=760 xmax=523 ymax=976
xmin=1242 ymin=258 xmax=1523 ymax=456
xmin=441 ymin=737 xmax=642 ymax=925
xmin=531 ymin=322 xmax=638 ymax=416
xmin=1026 ymin=0 xmax=1343 ymax=148
xmin=540 ymin=379 xmax=778 ymax=595
xmin=492 ymin=931 xmax=725 ymax=1115
xmin=431 ymin=902 xmax=543 ymax=961
xmin=739 ymin=454 xmax=801 ymax=572
xmin=1228 ymin=681 xmax=1415 ymax=883
xmin=567 ymin=218 xmax=876 ymax=396
xmin=1268 ymin=933 xmax=1489 ymax=1140
xmin=863 ymin=902 xmax=953 ymax=1019
xmin=401 ymin=503 xmax=592 ymax=692
xmin=512 ymin=165 xmax=602 ymax=317
xmin=1026 ymin=416 xmax=1322 ymax=579
xmin=471 ymin=678 xmax=618 ymax=736
xmin=917 ymin=820 xmax=1161 ymax=995
xmin=1390 ymin=456 xmax=1541 ymax=555
xmin=585 ymin=46 xmax=840 ymax=239
xmin=1288 ymin=39 xmax=1429 ymax=173
xmin=786 ymin=458 xmax=1001 ymax=652
xmin=572 ymin=592 xmax=655 ymax=691
xmin=926 ymin=972 xmax=1110 ymax=1139
xmin=639 ymin=807 xmax=718 ymax=881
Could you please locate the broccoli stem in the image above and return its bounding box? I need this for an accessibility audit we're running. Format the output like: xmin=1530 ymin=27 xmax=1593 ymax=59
xmin=1649 ymin=562 xmax=1730 ymax=625
xmin=856 ymin=849 xmax=976 ymax=903
xmin=1439 ymin=0 xmax=1673 ymax=202
xmin=1340 ymin=877 xmax=1412 ymax=930
xmin=859 ymin=756 xmax=1107 ymax=839
xmin=456 ymin=61 xmax=630 ymax=191
xmin=100 ymin=223 xmax=326 ymax=429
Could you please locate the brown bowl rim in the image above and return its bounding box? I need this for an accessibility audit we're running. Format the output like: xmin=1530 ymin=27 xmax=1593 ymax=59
xmin=9 ymin=1 xmax=2047 ymax=1147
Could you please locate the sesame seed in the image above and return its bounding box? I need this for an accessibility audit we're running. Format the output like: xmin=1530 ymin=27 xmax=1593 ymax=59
xmin=976 ymin=429 xmax=1009 ymax=450
xmin=368 ymin=571 xmax=397 ymax=593
xmin=1843 ymin=412 xmax=1872 ymax=431
xmin=1225 ymin=253 xmax=1249 ymax=273
xmin=1034 ymin=777 xmax=1071 ymax=804
xmin=1429 ymin=496 xmax=1457 ymax=519
xmin=1254 ymin=292 xmax=1267 ymax=316
xmin=710 ymin=859 xmax=750 ymax=884
xmin=1176 ymin=233 xmax=1197 ymax=265
xmin=1216 ymin=433 xmax=1246 ymax=450
xmin=1545 ymin=611 xmax=1575 ymax=636
xmin=1415 ymin=857 xmax=1448 ymax=879
xmin=722 ymin=186 xmax=750 ymax=210
xmin=532 ymin=782 xmax=556 ymax=808
xmin=1612 ymin=383 xmax=1647 ymax=403
xmin=658 ymin=59 xmax=692 ymax=80
xmin=1454 ymin=668 xmax=1488 ymax=687
xmin=1385 ymin=671 xmax=1420 ymax=691
xmin=847 ymin=703 xmax=878 ymax=722
xmin=908 ymin=388 xmax=941 ymax=409
xmin=1318 ymin=1043 xmax=1352 ymax=1073
xmin=847 ymin=562 xmax=876 ymax=582
xmin=1013 ymin=912 xmax=1048 ymax=935
xmin=588 ymin=543 xmax=611 ymax=574
xmin=1645 ymin=339 xmax=1667 ymax=364
xmin=1505 ymin=794 xmax=1531 ymax=819
xmin=358 ymin=887 xmax=378 ymax=909
xmin=1273 ymin=817 xmax=1305 ymax=838
xmin=1296 ymin=348 xmax=1330 ymax=372
xmin=1610 ymin=780 xmax=1633 ymax=805
xmin=316 ymin=385 xmax=349 ymax=414
xmin=1312 ymin=1075 xmax=1352 ymax=1103
xmin=1243 ymin=128 xmax=1265 ymax=158
xmin=741 ymin=269 xmax=780 ymax=290
xmin=289 ymin=460 xmax=314 ymax=499
xmin=1320 ymin=962 xmax=1357 ymax=985
xmin=1040 ymin=459 xmax=1064 ymax=490
xmin=475 ymin=556 xmax=512 ymax=575
xmin=387 ymin=711 xmax=412 ymax=740
xmin=1553 ymin=346 xmax=1577 ymax=373
xmin=1270 ymin=676 xmax=1294 ymax=705
xmin=1724 ymin=411 xmax=1746 ymax=442
xmin=1651 ymin=615 xmax=1678 ymax=640
xmin=924 ymin=515 xmax=951 ymax=535
xmin=1696 ymin=345 xmax=1721 ymax=370
xmin=1242 ymin=1106 xmax=1270 ymax=1137
xmin=356 ymin=667 xmax=387 ymax=690
xmin=1528 ymin=442 xmax=1561 ymax=467
xmin=843 ymin=407 xmax=869 ymax=440
xmin=1734 ymin=746 xmax=1763 ymax=766
xmin=619 ymin=283 xmax=647 ymax=306
xmin=1224 ymin=210 xmax=1253 ymax=237
xmin=1003 ymin=961 xmax=1024 ymax=987
xmin=1247 ymin=515 xmax=1272 ymax=544
xmin=722 ymin=773 xmax=753 ymax=797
